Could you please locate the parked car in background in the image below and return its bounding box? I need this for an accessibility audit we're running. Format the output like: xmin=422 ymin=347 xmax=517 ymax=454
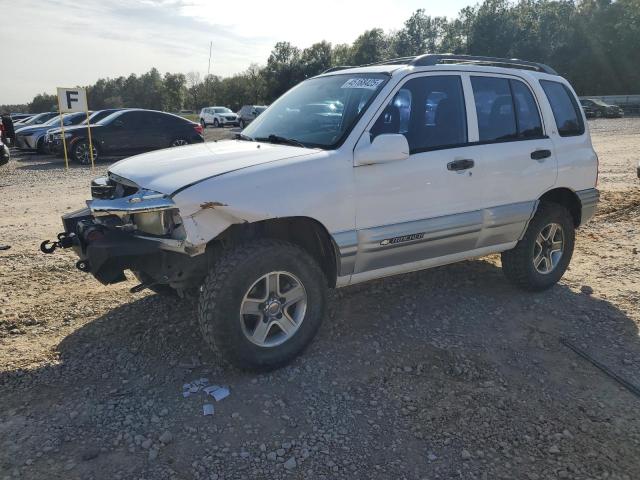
xmin=579 ymin=98 xmax=623 ymax=118
xmin=11 ymin=113 xmax=33 ymax=122
xmin=14 ymin=112 xmax=58 ymax=129
xmin=44 ymin=109 xmax=123 ymax=153
xmin=15 ymin=112 xmax=87 ymax=153
xmin=48 ymin=54 xmax=599 ymax=369
xmin=237 ymin=105 xmax=267 ymax=129
xmin=0 ymin=137 xmax=9 ymax=166
xmin=55 ymin=109 xmax=204 ymax=164
xmin=199 ymin=107 xmax=239 ymax=128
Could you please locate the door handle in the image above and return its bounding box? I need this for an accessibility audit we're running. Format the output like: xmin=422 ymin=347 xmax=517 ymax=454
xmin=447 ymin=159 xmax=475 ymax=171
xmin=531 ymin=149 xmax=552 ymax=160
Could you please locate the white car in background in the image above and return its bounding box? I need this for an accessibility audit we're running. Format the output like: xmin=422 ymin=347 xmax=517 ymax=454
xmin=199 ymin=107 xmax=239 ymax=128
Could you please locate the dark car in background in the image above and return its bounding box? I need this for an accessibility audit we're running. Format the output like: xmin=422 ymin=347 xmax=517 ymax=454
xmin=15 ymin=112 xmax=87 ymax=152
xmin=44 ymin=109 xmax=123 ymax=153
xmin=580 ymin=98 xmax=624 ymax=118
xmin=57 ymin=109 xmax=204 ymax=164
xmin=237 ymin=105 xmax=267 ymax=129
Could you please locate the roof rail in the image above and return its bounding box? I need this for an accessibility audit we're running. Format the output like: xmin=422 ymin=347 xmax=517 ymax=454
xmin=409 ymin=54 xmax=558 ymax=75
xmin=322 ymin=65 xmax=355 ymax=74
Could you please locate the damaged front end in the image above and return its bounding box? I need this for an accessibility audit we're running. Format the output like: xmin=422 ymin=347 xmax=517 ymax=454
xmin=42 ymin=173 xmax=207 ymax=290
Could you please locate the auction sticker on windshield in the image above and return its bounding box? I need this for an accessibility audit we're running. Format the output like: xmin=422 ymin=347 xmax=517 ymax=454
xmin=341 ymin=78 xmax=385 ymax=90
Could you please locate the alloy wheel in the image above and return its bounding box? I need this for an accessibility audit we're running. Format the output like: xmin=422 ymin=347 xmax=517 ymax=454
xmin=533 ymin=223 xmax=564 ymax=274
xmin=171 ymin=139 xmax=189 ymax=147
xmin=240 ymin=271 xmax=307 ymax=347
xmin=76 ymin=143 xmax=98 ymax=165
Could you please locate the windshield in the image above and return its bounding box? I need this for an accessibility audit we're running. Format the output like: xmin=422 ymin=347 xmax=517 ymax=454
xmin=255 ymin=106 xmax=267 ymax=113
xmin=96 ymin=111 xmax=125 ymax=125
xmin=43 ymin=115 xmax=62 ymax=126
xmin=243 ymin=73 xmax=389 ymax=148
xmin=214 ymin=107 xmax=232 ymax=113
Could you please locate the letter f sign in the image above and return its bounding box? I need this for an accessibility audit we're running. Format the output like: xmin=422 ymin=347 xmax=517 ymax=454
xmin=66 ymin=90 xmax=79 ymax=109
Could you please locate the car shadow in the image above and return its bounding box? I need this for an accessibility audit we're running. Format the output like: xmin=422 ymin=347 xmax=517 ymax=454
xmin=5 ymin=257 xmax=639 ymax=389
xmin=2 ymin=258 xmax=639 ymax=478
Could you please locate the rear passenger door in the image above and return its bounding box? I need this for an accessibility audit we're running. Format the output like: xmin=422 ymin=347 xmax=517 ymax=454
xmin=468 ymin=74 xmax=557 ymax=217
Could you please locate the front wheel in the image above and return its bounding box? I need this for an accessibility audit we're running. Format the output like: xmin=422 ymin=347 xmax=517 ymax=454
xmin=239 ymin=119 xmax=246 ymax=129
xmin=198 ymin=240 xmax=327 ymax=370
xmin=213 ymin=119 xmax=220 ymax=128
xmin=501 ymin=202 xmax=575 ymax=291
xmin=170 ymin=138 xmax=189 ymax=147
xmin=71 ymin=140 xmax=98 ymax=165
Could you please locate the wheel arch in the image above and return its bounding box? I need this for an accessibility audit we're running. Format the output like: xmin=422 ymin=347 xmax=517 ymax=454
xmin=539 ymin=187 xmax=582 ymax=227
xmin=208 ymin=216 xmax=339 ymax=287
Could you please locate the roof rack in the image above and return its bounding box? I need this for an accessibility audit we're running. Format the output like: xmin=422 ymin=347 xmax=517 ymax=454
xmin=409 ymin=54 xmax=558 ymax=75
xmin=322 ymin=65 xmax=355 ymax=74
xmin=321 ymin=54 xmax=558 ymax=76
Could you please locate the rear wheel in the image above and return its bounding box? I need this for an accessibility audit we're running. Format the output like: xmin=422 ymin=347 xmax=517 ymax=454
xmin=200 ymin=119 xmax=206 ymax=129
xmin=198 ymin=240 xmax=327 ymax=370
xmin=501 ymin=202 xmax=575 ymax=291
xmin=71 ymin=140 xmax=98 ymax=165
xmin=239 ymin=119 xmax=246 ymax=129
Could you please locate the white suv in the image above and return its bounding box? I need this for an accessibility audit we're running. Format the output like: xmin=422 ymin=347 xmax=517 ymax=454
xmin=48 ymin=55 xmax=599 ymax=370
xmin=199 ymin=106 xmax=239 ymax=128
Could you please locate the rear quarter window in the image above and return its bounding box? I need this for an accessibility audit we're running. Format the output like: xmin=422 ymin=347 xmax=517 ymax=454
xmin=540 ymin=80 xmax=584 ymax=137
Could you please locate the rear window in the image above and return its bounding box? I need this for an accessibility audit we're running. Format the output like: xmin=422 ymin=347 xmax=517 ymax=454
xmin=540 ymin=80 xmax=584 ymax=137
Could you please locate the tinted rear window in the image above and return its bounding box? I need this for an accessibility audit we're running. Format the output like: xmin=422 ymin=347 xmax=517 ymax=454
xmin=540 ymin=80 xmax=584 ymax=137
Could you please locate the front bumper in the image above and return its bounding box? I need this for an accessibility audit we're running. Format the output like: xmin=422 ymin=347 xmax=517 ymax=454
xmin=51 ymin=207 xmax=207 ymax=288
xmin=59 ymin=208 xmax=163 ymax=284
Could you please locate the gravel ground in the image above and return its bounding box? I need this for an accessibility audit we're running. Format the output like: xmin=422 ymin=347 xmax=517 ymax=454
xmin=0 ymin=119 xmax=639 ymax=480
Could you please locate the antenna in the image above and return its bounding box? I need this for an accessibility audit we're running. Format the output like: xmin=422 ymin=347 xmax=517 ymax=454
xmin=207 ymin=41 xmax=212 ymax=76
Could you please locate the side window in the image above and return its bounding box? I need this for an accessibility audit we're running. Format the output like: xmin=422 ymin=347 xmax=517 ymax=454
xmin=471 ymin=76 xmax=517 ymax=142
xmin=371 ymin=75 xmax=467 ymax=152
xmin=540 ymin=80 xmax=585 ymax=137
xmin=511 ymin=80 xmax=543 ymax=139
xmin=119 ymin=112 xmax=148 ymax=128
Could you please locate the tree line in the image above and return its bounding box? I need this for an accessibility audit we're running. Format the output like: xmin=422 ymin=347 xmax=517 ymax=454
xmin=5 ymin=0 xmax=639 ymax=114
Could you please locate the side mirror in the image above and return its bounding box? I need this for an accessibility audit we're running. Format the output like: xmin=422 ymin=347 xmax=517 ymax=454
xmin=354 ymin=133 xmax=410 ymax=166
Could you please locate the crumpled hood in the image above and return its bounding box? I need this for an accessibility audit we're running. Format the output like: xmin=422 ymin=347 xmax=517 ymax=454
xmin=108 ymin=140 xmax=317 ymax=195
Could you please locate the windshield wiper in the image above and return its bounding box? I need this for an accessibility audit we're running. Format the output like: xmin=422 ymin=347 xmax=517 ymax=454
xmin=256 ymin=134 xmax=306 ymax=148
xmin=235 ymin=133 xmax=254 ymax=141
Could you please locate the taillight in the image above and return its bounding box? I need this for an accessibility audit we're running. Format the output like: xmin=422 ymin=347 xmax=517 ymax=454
xmin=194 ymin=124 xmax=203 ymax=135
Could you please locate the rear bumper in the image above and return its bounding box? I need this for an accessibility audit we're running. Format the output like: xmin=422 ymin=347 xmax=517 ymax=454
xmin=576 ymin=188 xmax=599 ymax=225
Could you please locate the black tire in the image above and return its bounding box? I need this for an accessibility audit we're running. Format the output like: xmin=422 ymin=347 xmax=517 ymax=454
xmin=200 ymin=119 xmax=206 ymax=129
xmin=213 ymin=119 xmax=220 ymax=128
xmin=170 ymin=138 xmax=189 ymax=147
xmin=132 ymin=271 xmax=177 ymax=297
xmin=501 ymin=201 xmax=575 ymax=291
xmin=71 ymin=139 xmax=98 ymax=165
xmin=239 ymin=119 xmax=246 ymax=129
xmin=198 ymin=240 xmax=327 ymax=370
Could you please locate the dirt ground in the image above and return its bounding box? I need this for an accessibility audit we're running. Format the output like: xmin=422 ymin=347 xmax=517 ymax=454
xmin=0 ymin=120 xmax=639 ymax=480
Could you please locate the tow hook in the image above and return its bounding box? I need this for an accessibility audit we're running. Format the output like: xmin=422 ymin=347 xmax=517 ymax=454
xmin=40 ymin=232 xmax=76 ymax=254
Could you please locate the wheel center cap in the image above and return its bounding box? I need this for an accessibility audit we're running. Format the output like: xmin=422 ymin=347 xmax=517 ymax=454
xmin=265 ymin=300 xmax=282 ymax=316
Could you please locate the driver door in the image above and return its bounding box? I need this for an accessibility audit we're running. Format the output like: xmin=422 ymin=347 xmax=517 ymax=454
xmin=353 ymin=73 xmax=485 ymax=275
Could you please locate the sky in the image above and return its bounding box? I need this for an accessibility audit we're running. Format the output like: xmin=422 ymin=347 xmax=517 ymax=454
xmin=0 ymin=0 xmax=473 ymax=105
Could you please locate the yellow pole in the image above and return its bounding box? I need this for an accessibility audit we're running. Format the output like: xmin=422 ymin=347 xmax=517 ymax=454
xmin=56 ymin=97 xmax=69 ymax=170
xmin=85 ymin=109 xmax=95 ymax=169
